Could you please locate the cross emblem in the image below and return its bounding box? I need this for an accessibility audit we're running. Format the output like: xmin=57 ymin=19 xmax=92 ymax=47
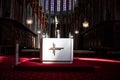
xmin=49 ymin=43 xmax=64 ymax=56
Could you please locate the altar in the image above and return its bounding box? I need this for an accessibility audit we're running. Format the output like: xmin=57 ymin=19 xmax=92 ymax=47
xmin=40 ymin=38 xmax=73 ymax=64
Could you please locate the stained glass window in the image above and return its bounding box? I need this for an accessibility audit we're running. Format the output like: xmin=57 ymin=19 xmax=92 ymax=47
xmin=51 ymin=0 xmax=54 ymax=11
xmin=68 ymin=0 xmax=71 ymax=10
xmin=57 ymin=0 xmax=60 ymax=11
xmin=45 ymin=0 xmax=49 ymax=11
xmin=63 ymin=0 xmax=66 ymax=11
xmin=45 ymin=0 xmax=72 ymax=12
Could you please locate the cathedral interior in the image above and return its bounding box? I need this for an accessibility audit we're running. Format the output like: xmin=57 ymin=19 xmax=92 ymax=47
xmin=1 ymin=0 xmax=120 ymax=55
xmin=0 ymin=0 xmax=120 ymax=80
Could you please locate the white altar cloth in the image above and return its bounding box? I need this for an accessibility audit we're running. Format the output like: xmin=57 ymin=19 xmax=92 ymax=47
xmin=40 ymin=38 xmax=73 ymax=64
